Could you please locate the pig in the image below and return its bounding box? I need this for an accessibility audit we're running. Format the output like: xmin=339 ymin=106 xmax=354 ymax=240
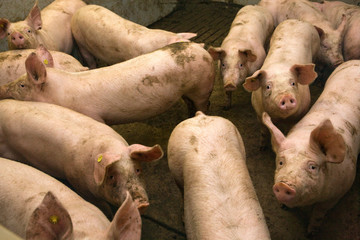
xmin=71 ymin=4 xmax=197 ymax=68
xmin=0 ymin=44 xmax=88 ymax=85
xmin=0 ymin=157 xmax=141 ymax=240
xmin=262 ymin=60 xmax=360 ymax=235
xmin=0 ymin=99 xmax=164 ymax=217
xmin=243 ymin=19 xmax=319 ymax=149
xmin=0 ymin=0 xmax=86 ymax=53
xmin=259 ymin=0 xmax=346 ymax=67
xmin=208 ymin=5 xmax=274 ymax=109
xmin=312 ymin=1 xmax=360 ymax=61
xmin=167 ymin=111 xmax=271 ymax=240
xmin=0 ymin=42 xmax=215 ymax=125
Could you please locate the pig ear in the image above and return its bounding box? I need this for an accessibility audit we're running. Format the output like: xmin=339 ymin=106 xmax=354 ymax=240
xmin=25 ymin=52 xmax=47 ymax=85
xmin=93 ymin=153 xmax=121 ymax=185
xmin=243 ymin=69 xmax=265 ymax=92
xmin=310 ymin=119 xmax=346 ymax=163
xmin=207 ymin=46 xmax=225 ymax=61
xmin=129 ymin=144 xmax=164 ymax=162
xmin=290 ymin=64 xmax=318 ymax=85
xmin=107 ymin=191 xmax=142 ymax=240
xmin=176 ymin=32 xmax=197 ymax=40
xmin=26 ymin=0 xmax=42 ymax=30
xmin=239 ymin=49 xmax=257 ymax=62
xmin=26 ymin=191 xmax=73 ymax=240
xmin=313 ymin=25 xmax=325 ymax=40
xmin=262 ymin=112 xmax=286 ymax=153
xmin=35 ymin=44 xmax=54 ymax=67
xmin=0 ymin=18 xmax=10 ymax=39
xmin=336 ymin=14 xmax=347 ymax=35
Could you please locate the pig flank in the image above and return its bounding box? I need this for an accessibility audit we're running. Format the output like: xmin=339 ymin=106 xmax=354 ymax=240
xmin=243 ymin=19 xmax=319 ymax=147
xmin=71 ymin=4 xmax=197 ymax=67
xmin=168 ymin=112 xmax=271 ymax=240
xmin=0 ymin=100 xmax=164 ymax=216
xmin=0 ymin=0 xmax=86 ymax=53
xmin=0 ymin=158 xmax=141 ymax=240
xmin=259 ymin=0 xmax=345 ymax=67
xmin=312 ymin=0 xmax=360 ymax=61
xmin=208 ymin=5 xmax=274 ymax=109
xmin=0 ymin=42 xmax=215 ymax=125
xmin=0 ymin=46 xmax=88 ymax=86
xmin=262 ymin=60 xmax=360 ymax=234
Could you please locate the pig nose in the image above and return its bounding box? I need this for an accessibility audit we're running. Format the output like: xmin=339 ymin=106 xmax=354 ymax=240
xmin=273 ymin=182 xmax=296 ymax=204
xmin=224 ymin=82 xmax=237 ymax=91
xmin=279 ymin=95 xmax=296 ymax=110
xmin=11 ymin=32 xmax=25 ymax=47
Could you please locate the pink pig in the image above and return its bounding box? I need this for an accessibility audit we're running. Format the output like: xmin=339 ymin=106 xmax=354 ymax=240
xmin=71 ymin=4 xmax=197 ymax=68
xmin=259 ymin=0 xmax=346 ymax=67
xmin=243 ymin=19 xmax=319 ymax=148
xmin=0 ymin=0 xmax=86 ymax=53
xmin=0 ymin=157 xmax=141 ymax=240
xmin=208 ymin=5 xmax=274 ymax=109
xmin=312 ymin=1 xmax=360 ymax=61
xmin=262 ymin=60 xmax=360 ymax=235
xmin=168 ymin=111 xmax=271 ymax=240
xmin=0 ymin=99 xmax=164 ymax=217
xmin=0 ymin=44 xmax=88 ymax=85
xmin=0 ymin=42 xmax=215 ymax=125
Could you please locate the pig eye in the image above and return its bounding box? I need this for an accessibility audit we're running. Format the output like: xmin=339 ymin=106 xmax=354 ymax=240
xmin=266 ymin=84 xmax=271 ymax=90
xmin=307 ymin=162 xmax=319 ymax=173
xmin=7 ymin=32 xmax=10 ymax=36
xmin=20 ymin=83 xmax=25 ymax=88
xmin=239 ymin=63 xmax=243 ymax=67
xmin=291 ymin=82 xmax=296 ymax=86
xmin=135 ymin=168 xmax=141 ymax=175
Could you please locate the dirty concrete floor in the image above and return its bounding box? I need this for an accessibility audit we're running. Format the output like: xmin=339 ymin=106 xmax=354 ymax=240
xmin=111 ymin=2 xmax=360 ymax=240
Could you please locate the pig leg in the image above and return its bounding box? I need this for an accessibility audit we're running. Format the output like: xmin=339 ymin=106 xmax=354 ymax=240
xmin=182 ymin=96 xmax=197 ymax=117
xmin=76 ymin=41 xmax=97 ymax=69
xmin=224 ymin=91 xmax=232 ymax=110
xmin=307 ymin=199 xmax=339 ymax=236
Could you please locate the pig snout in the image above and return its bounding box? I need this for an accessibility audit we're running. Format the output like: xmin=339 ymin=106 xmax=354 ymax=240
xmin=278 ymin=95 xmax=297 ymax=111
xmin=224 ymin=81 xmax=237 ymax=91
xmin=10 ymin=32 xmax=25 ymax=48
xmin=273 ymin=182 xmax=296 ymax=205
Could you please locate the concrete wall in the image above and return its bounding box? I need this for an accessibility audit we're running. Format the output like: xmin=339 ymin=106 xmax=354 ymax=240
xmin=0 ymin=0 xmax=178 ymax=51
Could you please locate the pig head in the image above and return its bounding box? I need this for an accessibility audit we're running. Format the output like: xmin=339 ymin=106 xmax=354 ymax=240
xmin=243 ymin=64 xmax=317 ymax=121
xmin=92 ymin=144 xmax=164 ymax=213
xmin=0 ymin=2 xmax=42 ymax=50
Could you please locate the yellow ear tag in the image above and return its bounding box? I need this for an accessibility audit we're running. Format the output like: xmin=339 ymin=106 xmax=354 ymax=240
xmin=49 ymin=215 xmax=59 ymax=224
xmin=97 ymin=155 xmax=103 ymax=163
xmin=0 ymin=24 xmax=3 ymax=28
xmin=44 ymin=59 xmax=48 ymax=65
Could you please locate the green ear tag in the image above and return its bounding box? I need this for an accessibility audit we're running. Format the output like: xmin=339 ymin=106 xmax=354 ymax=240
xmin=97 ymin=155 xmax=103 ymax=163
xmin=49 ymin=215 xmax=59 ymax=224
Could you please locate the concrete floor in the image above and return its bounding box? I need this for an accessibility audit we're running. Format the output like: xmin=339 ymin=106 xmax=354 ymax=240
xmin=112 ymin=2 xmax=360 ymax=240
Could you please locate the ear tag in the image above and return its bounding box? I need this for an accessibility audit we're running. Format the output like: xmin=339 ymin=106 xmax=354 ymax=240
xmin=49 ymin=215 xmax=59 ymax=224
xmin=0 ymin=24 xmax=3 ymax=28
xmin=43 ymin=59 xmax=48 ymax=65
xmin=97 ymin=155 xmax=103 ymax=163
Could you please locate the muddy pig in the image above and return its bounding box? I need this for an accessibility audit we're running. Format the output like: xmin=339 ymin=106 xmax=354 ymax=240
xmin=71 ymin=4 xmax=197 ymax=68
xmin=0 ymin=42 xmax=215 ymax=125
xmin=243 ymin=19 xmax=319 ymax=148
xmin=208 ymin=5 xmax=274 ymax=109
xmin=262 ymin=60 xmax=360 ymax=235
xmin=0 ymin=0 xmax=86 ymax=53
xmin=259 ymin=0 xmax=346 ymax=67
xmin=168 ymin=111 xmax=271 ymax=240
xmin=312 ymin=1 xmax=360 ymax=61
xmin=0 ymin=99 xmax=164 ymax=217
xmin=0 ymin=44 xmax=88 ymax=85
xmin=0 ymin=157 xmax=141 ymax=240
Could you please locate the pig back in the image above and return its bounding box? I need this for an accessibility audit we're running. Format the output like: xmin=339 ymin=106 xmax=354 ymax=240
xmin=168 ymin=112 xmax=270 ymax=240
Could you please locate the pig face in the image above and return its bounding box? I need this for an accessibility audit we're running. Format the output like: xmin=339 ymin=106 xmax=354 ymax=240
xmin=243 ymin=64 xmax=317 ymax=120
xmin=316 ymin=16 xmax=346 ymax=67
xmin=209 ymin=47 xmax=256 ymax=91
xmin=93 ymin=144 xmax=163 ymax=213
xmin=262 ymin=113 xmax=346 ymax=208
xmin=0 ymin=2 xmax=42 ymax=50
